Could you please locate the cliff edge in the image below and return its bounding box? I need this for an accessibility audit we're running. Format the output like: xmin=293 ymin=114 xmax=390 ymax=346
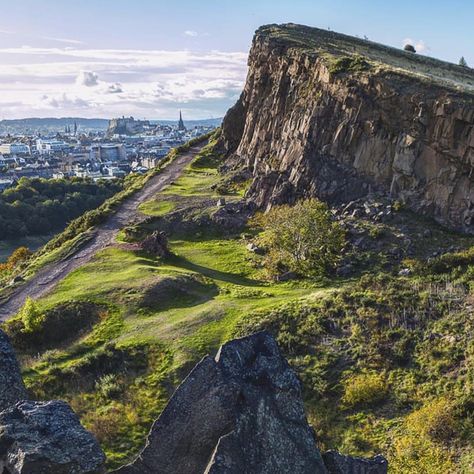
xmin=222 ymin=23 xmax=474 ymax=232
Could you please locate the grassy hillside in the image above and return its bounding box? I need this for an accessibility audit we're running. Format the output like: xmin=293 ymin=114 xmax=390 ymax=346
xmin=2 ymin=133 xmax=473 ymax=472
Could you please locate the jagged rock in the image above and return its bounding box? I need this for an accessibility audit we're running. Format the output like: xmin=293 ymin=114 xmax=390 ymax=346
xmin=114 ymin=332 xmax=387 ymax=474
xmin=216 ymin=198 xmax=226 ymax=207
xmin=0 ymin=400 xmax=105 ymax=474
xmin=140 ymin=231 xmax=169 ymax=257
xmin=221 ymin=23 xmax=474 ymax=233
xmin=114 ymin=332 xmax=328 ymax=474
xmin=211 ymin=201 xmax=255 ymax=231
xmin=0 ymin=329 xmax=27 ymax=412
xmin=322 ymin=451 xmax=388 ymax=474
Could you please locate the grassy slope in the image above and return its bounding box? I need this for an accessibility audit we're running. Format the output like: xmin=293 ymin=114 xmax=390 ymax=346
xmin=3 ymin=136 xmax=474 ymax=472
xmin=7 ymin=138 xmax=330 ymax=468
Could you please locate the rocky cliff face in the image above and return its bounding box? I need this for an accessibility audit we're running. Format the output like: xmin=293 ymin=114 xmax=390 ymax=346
xmin=0 ymin=329 xmax=27 ymax=412
xmin=222 ymin=23 xmax=474 ymax=232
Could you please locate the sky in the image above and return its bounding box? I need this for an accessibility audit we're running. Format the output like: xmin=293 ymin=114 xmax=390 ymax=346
xmin=0 ymin=0 xmax=472 ymax=120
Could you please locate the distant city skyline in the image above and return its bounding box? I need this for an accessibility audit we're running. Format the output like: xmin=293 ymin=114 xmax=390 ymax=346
xmin=0 ymin=0 xmax=472 ymax=119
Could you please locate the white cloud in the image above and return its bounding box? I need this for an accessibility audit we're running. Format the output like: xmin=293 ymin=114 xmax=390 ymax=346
xmin=76 ymin=70 xmax=99 ymax=87
xmin=403 ymin=38 xmax=431 ymax=54
xmin=106 ymin=83 xmax=123 ymax=94
xmin=184 ymin=30 xmax=198 ymax=37
xmin=41 ymin=36 xmax=84 ymax=45
xmin=0 ymin=46 xmax=248 ymax=119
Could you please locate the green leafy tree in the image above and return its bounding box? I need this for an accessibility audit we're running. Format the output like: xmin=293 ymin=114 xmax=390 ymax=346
xmin=252 ymin=199 xmax=345 ymax=278
xmin=19 ymin=297 xmax=44 ymax=333
xmin=459 ymin=56 xmax=468 ymax=67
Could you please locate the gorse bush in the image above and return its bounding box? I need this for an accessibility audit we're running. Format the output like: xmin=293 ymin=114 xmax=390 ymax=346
xmin=0 ymin=246 xmax=32 ymax=274
xmin=342 ymin=371 xmax=388 ymax=408
xmin=251 ymin=199 xmax=345 ymax=278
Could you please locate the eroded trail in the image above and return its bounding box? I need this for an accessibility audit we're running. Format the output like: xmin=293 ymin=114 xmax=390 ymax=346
xmin=0 ymin=145 xmax=203 ymax=321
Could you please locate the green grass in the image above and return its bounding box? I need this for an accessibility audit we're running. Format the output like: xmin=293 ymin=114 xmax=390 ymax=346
xmin=138 ymin=200 xmax=176 ymax=217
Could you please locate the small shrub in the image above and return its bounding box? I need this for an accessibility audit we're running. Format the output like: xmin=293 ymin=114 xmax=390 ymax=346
xmin=406 ymin=398 xmax=457 ymax=443
xmin=404 ymin=44 xmax=416 ymax=53
xmin=329 ymin=55 xmax=370 ymax=74
xmin=18 ymin=297 xmax=44 ymax=333
xmin=342 ymin=371 xmax=388 ymax=408
xmin=96 ymin=374 xmax=123 ymax=400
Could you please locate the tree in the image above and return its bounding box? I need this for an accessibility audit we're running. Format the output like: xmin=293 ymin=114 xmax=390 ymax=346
xmin=19 ymin=297 xmax=44 ymax=333
xmin=251 ymin=199 xmax=345 ymax=278
xmin=404 ymin=44 xmax=416 ymax=53
xmin=459 ymin=56 xmax=468 ymax=67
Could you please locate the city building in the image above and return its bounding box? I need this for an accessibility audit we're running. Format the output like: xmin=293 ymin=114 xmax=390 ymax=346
xmin=178 ymin=111 xmax=186 ymax=131
xmin=90 ymin=144 xmax=127 ymax=162
xmin=36 ymin=139 xmax=70 ymax=155
xmin=0 ymin=143 xmax=31 ymax=155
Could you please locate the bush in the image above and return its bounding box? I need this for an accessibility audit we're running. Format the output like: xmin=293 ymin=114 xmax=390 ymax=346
xmin=342 ymin=371 xmax=388 ymax=408
xmin=251 ymin=199 xmax=345 ymax=278
xmin=406 ymin=398 xmax=457 ymax=443
xmin=4 ymin=300 xmax=103 ymax=352
xmin=0 ymin=246 xmax=32 ymax=274
xmin=404 ymin=44 xmax=416 ymax=53
xmin=18 ymin=297 xmax=44 ymax=333
xmin=329 ymin=55 xmax=370 ymax=74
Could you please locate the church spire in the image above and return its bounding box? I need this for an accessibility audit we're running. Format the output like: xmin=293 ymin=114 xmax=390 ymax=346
xmin=178 ymin=110 xmax=186 ymax=131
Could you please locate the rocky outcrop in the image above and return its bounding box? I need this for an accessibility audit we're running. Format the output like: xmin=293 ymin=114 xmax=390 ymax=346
xmin=323 ymin=451 xmax=388 ymax=474
xmin=107 ymin=117 xmax=151 ymax=136
xmin=0 ymin=400 xmax=106 ymax=474
xmin=0 ymin=327 xmax=387 ymax=474
xmin=0 ymin=329 xmax=27 ymax=412
xmin=114 ymin=332 xmax=387 ymax=474
xmin=114 ymin=332 xmax=326 ymax=474
xmin=140 ymin=231 xmax=170 ymax=257
xmin=221 ymin=23 xmax=474 ymax=232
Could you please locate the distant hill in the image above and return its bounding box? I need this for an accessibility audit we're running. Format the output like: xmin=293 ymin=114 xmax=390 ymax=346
xmin=0 ymin=117 xmax=223 ymax=135
xmin=0 ymin=118 xmax=109 ymax=134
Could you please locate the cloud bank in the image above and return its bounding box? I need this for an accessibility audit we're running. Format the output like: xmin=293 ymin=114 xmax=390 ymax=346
xmin=0 ymin=46 xmax=248 ymax=119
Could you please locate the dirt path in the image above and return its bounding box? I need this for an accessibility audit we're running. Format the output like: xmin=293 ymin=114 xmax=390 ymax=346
xmin=0 ymin=145 xmax=203 ymax=321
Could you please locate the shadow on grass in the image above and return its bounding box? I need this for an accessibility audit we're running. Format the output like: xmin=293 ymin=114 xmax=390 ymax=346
xmin=168 ymin=254 xmax=263 ymax=287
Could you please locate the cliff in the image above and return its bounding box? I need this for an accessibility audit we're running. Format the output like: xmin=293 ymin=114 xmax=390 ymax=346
xmin=222 ymin=23 xmax=474 ymax=232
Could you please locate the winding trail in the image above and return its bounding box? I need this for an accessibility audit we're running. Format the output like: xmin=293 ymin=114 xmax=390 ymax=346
xmin=0 ymin=145 xmax=203 ymax=321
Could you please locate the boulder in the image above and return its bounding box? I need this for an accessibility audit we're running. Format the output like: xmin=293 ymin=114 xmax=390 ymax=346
xmin=322 ymin=451 xmax=388 ymax=474
xmin=113 ymin=331 xmax=328 ymax=474
xmin=0 ymin=329 xmax=27 ymax=412
xmin=0 ymin=400 xmax=106 ymax=474
xmin=140 ymin=231 xmax=169 ymax=257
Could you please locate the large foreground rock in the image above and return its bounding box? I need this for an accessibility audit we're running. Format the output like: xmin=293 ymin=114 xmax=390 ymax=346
xmin=114 ymin=332 xmax=387 ymax=474
xmin=114 ymin=331 xmax=327 ymax=474
xmin=0 ymin=329 xmax=27 ymax=412
xmin=0 ymin=400 xmax=106 ymax=474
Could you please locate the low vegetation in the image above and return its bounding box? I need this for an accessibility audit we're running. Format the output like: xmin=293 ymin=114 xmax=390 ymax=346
xmin=328 ymin=55 xmax=371 ymax=74
xmin=2 ymin=135 xmax=473 ymax=472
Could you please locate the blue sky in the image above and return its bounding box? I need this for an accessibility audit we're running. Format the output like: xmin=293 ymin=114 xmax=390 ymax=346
xmin=0 ymin=0 xmax=472 ymax=119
